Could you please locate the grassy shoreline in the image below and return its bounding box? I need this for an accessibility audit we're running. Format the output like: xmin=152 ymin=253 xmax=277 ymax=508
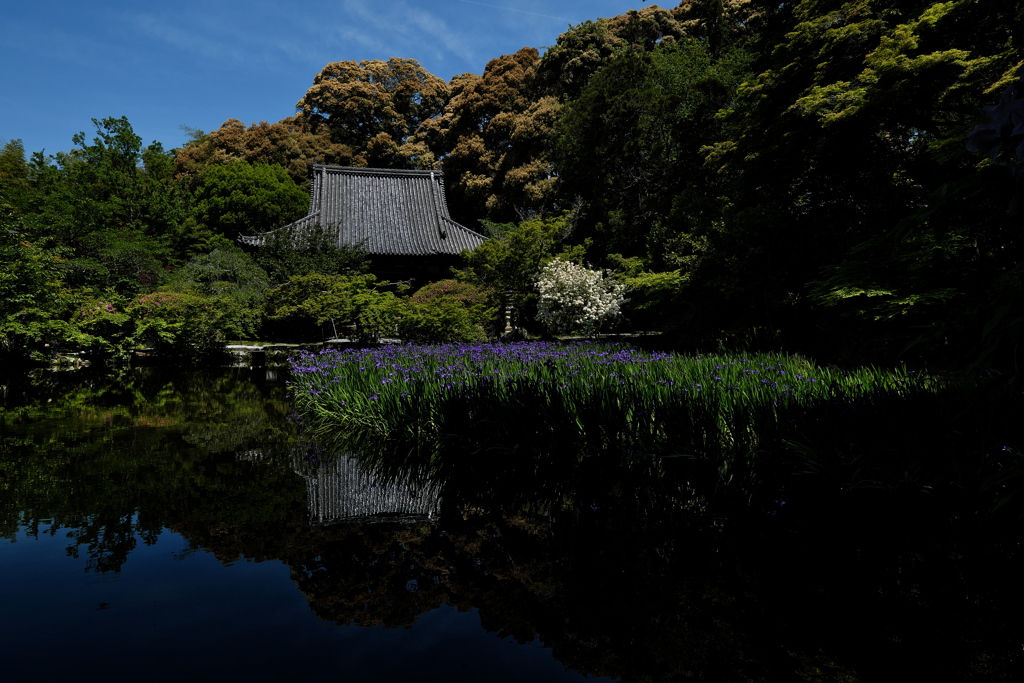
xmin=288 ymin=341 xmax=1022 ymax=515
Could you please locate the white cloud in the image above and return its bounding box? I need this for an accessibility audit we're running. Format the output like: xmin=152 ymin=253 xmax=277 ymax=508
xmin=405 ymin=6 xmax=478 ymax=65
xmin=311 ymin=0 xmax=484 ymax=75
xmin=124 ymin=2 xmax=324 ymax=74
xmin=454 ymin=0 xmax=569 ymax=23
xmin=129 ymin=12 xmax=248 ymax=65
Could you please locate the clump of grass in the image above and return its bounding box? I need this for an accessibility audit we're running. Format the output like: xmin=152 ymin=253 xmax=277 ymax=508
xmin=288 ymin=341 xmax=1021 ymax=512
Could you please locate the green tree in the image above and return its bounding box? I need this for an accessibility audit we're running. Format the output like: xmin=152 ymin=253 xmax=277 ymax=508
xmin=459 ymin=214 xmax=573 ymax=330
xmin=555 ymin=38 xmax=752 ymax=268
xmin=190 ymin=161 xmax=308 ymax=242
xmin=164 ymin=244 xmax=271 ymax=339
xmin=61 ymin=117 xmax=181 ymax=240
xmin=0 ymin=203 xmax=83 ymax=363
xmin=695 ymin=0 xmax=1021 ymax=359
xmin=264 ymin=273 xmax=407 ymax=342
xmin=0 ymin=139 xmax=33 ymax=213
xmin=252 ymin=222 xmax=370 ymax=286
xmin=26 ymin=117 xmax=181 ymax=294
xmin=127 ymin=291 xmax=227 ymax=362
xmin=400 ymin=280 xmax=496 ymax=342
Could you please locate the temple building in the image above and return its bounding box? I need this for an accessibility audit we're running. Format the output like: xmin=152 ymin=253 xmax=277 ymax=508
xmin=239 ymin=164 xmax=486 ymax=282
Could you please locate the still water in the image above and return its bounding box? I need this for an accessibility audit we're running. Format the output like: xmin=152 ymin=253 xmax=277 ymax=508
xmin=0 ymin=367 xmax=1020 ymax=681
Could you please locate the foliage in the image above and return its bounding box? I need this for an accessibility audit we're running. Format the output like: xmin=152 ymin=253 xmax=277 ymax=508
xmin=695 ymin=0 xmax=1022 ymax=360
xmin=70 ymin=293 xmax=133 ymax=362
xmin=23 ymin=117 xmax=179 ymax=295
xmin=619 ymin=268 xmax=688 ymax=330
xmin=164 ymin=244 xmax=271 ymax=339
xmin=400 ymin=279 xmax=496 ymax=343
xmin=173 ymin=116 xmax=353 ymax=189
xmin=190 ymin=161 xmax=308 ymax=241
xmin=0 ymin=139 xmax=32 ymax=212
xmin=535 ymin=258 xmax=626 ymax=335
xmin=351 ymin=287 xmax=408 ymax=344
xmin=424 ymin=49 xmax=558 ymax=223
xmin=264 ymin=273 xmax=408 ymax=342
xmin=62 ymin=117 xmax=182 ymax=239
xmin=398 ymin=300 xmax=489 ymax=344
xmin=0 ymin=204 xmax=84 ymax=362
xmin=554 ymin=38 xmax=752 ymax=266
xmin=253 ymin=221 xmax=370 ymax=286
xmin=409 ymin=278 xmax=493 ymax=307
xmin=289 ymin=341 xmax=1024 ymax=512
xmin=126 ymin=291 xmax=226 ymax=362
xmin=296 ymin=58 xmax=448 ymax=169
xmin=476 ymin=219 xmax=517 ymax=239
xmin=537 ymin=5 xmax=696 ymax=99
xmin=459 ymin=213 xmax=571 ymax=328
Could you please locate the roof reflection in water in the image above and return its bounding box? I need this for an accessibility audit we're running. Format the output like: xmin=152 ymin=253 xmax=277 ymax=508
xmin=239 ymin=446 xmax=441 ymax=524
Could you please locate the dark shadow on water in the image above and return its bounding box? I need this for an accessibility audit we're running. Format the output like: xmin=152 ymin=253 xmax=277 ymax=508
xmin=0 ymin=367 xmax=1021 ymax=680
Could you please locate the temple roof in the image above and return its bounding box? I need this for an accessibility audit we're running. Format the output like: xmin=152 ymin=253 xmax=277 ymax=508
xmin=239 ymin=165 xmax=486 ymax=256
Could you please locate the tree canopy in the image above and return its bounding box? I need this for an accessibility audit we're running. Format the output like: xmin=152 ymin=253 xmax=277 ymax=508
xmin=296 ymin=57 xmax=449 ymax=169
xmin=191 ymin=161 xmax=308 ymax=242
xmin=174 ymin=116 xmax=352 ymax=189
xmin=423 ymin=48 xmax=558 ymax=223
xmin=2 ymin=1 xmax=1021 ymax=370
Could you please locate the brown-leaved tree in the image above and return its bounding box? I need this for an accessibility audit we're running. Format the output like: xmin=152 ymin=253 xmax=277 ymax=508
xmin=423 ymin=48 xmax=559 ymax=224
xmin=296 ymin=57 xmax=449 ymax=169
xmin=174 ymin=116 xmax=352 ymax=190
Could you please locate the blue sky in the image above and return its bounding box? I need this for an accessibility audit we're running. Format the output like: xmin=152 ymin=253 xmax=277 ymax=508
xmin=2 ymin=0 xmax=651 ymax=158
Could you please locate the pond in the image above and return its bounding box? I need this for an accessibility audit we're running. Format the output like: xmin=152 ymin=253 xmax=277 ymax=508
xmin=0 ymin=367 xmax=1020 ymax=681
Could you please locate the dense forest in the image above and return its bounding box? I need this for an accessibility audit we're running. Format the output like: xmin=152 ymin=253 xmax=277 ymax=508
xmin=1 ymin=0 xmax=1021 ymax=373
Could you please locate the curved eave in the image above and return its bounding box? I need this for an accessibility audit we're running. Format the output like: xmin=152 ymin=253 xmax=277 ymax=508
xmin=239 ymin=165 xmax=487 ymax=256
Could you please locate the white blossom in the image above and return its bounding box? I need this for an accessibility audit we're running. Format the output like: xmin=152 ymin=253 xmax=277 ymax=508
xmin=535 ymin=258 xmax=626 ymax=335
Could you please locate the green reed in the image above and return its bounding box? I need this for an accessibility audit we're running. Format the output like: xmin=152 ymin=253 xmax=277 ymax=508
xmin=286 ymin=340 xmax=1016 ymax=509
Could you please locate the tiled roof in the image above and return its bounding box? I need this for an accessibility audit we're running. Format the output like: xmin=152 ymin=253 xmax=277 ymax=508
xmin=302 ymin=452 xmax=441 ymax=524
xmin=239 ymin=165 xmax=486 ymax=256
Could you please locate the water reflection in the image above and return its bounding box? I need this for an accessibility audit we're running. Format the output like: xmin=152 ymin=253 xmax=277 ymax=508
xmin=0 ymin=367 xmax=1021 ymax=681
xmin=241 ymin=445 xmax=442 ymax=523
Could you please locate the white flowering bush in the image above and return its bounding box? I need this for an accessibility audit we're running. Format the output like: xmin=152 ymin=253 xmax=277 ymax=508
xmin=535 ymin=258 xmax=626 ymax=335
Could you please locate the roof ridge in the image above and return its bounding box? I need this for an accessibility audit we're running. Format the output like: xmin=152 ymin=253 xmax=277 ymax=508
xmin=440 ymin=215 xmax=487 ymax=240
xmin=314 ymin=164 xmax=444 ymax=177
xmin=240 ymin=165 xmax=486 ymax=256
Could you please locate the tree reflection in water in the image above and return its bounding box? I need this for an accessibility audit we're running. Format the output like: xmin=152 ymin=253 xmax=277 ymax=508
xmin=0 ymin=367 xmax=1021 ymax=681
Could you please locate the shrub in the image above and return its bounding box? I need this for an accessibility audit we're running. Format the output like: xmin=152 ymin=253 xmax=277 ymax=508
xmin=353 ymin=288 xmax=407 ymax=344
xmin=399 ymin=279 xmax=496 ymax=343
xmin=265 ymin=273 xmax=408 ymax=343
xmin=400 ymin=299 xmax=489 ymax=343
xmin=71 ymin=294 xmax=133 ymax=362
xmin=410 ymin=279 xmax=493 ymax=307
xmin=254 ymin=222 xmax=370 ymax=286
xmin=127 ymin=291 xmax=225 ymax=361
xmin=0 ymin=206 xmax=86 ymax=363
xmin=535 ymin=258 xmax=626 ymax=335
xmin=621 ymin=269 xmax=686 ymax=330
xmin=459 ymin=214 xmax=572 ymax=332
xmin=164 ymin=245 xmax=270 ymax=339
